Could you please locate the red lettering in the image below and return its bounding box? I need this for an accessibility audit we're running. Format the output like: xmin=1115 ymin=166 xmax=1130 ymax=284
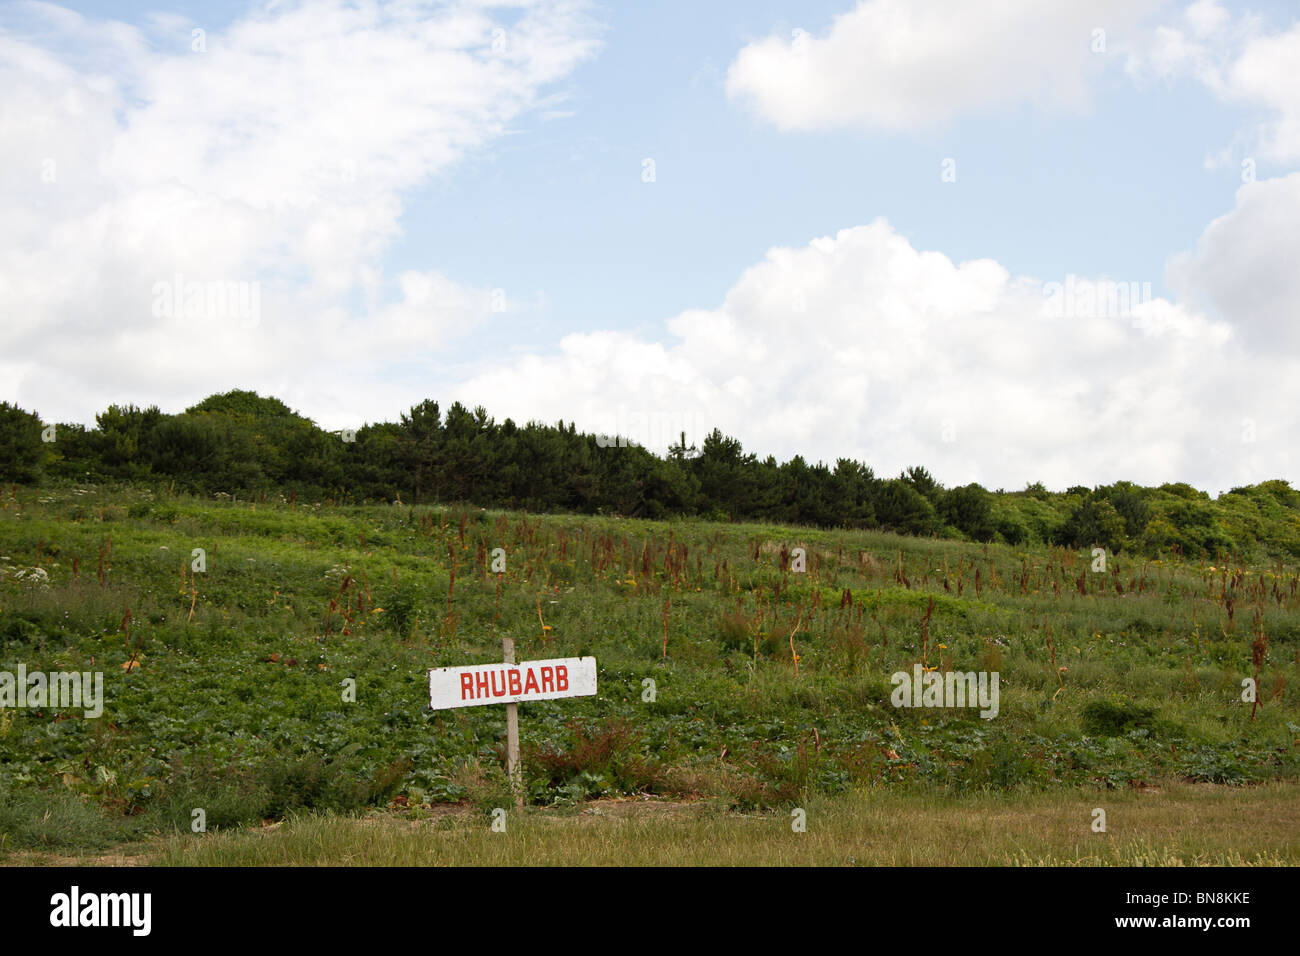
xmin=540 ymin=666 xmax=554 ymax=692
xmin=524 ymin=667 xmax=539 ymax=695
xmin=490 ymin=670 xmax=506 ymax=697
xmin=474 ymin=672 xmax=490 ymax=698
xmin=460 ymin=673 xmax=474 ymax=700
xmin=556 ymin=665 xmax=568 ymax=692
xmin=508 ymin=669 xmax=521 ymax=695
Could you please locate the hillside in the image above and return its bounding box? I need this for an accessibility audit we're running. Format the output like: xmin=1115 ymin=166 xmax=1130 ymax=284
xmin=1 ymin=484 xmax=1296 ymax=854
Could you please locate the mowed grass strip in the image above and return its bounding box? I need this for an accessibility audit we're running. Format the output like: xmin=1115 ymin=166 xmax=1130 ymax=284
xmin=119 ymin=780 xmax=1300 ymax=866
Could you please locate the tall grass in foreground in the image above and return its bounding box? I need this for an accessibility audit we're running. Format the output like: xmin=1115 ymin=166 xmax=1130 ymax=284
xmin=71 ymin=780 xmax=1300 ymax=867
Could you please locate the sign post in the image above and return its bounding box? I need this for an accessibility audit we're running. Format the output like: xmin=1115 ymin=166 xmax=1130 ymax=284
xmin=502 ymin=637 xmax=521 ymax=808
xmin=429 ymin=648 xmax=597 ymax=811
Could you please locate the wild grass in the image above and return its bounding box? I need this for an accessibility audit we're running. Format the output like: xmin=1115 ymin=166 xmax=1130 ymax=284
xmin=1 ymin=482 xmax=1298 ymax=858
xmin=115 ymin=780 xmax=1300 ymax=866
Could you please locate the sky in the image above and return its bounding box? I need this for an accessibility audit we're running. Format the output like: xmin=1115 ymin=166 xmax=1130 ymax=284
xmin=1 ymin=0 xmax=1298 ymax=494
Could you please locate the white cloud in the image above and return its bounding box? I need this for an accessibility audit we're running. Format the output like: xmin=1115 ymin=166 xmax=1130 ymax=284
xmin=1127 ymin=1 xmax=1300 ymax=164
xmin=446 ymin=218 xmax=1295 ymax=493
xmin=0 ymin=0 xmax=600 ymax=424
xmin=4 ymin=0 xmax=1296 ymax=498
xmin=725 ymin=0 xmax=1160 ymax=131
xmin=1168 ymin=171 xmax=1300 ymax=351
xmin=726 ymin=0 xmax=1300 ymax=165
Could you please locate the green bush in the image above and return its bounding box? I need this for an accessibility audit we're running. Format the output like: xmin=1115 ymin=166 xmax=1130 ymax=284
xmin=0 ymin=402 xmax=45 ymax=483
xmin=0 ymin=788 xmax=120 ymax=851
xmin=1081 ymin=699 xmax=1156 ymax=736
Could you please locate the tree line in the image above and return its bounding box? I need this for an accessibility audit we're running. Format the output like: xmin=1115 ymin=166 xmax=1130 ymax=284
xmin=2 ymin=390 xmax=1298 ymax=559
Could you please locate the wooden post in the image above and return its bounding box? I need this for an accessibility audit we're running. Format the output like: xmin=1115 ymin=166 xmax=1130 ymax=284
xmin=502 ymin=636 xmax=523 ymax=809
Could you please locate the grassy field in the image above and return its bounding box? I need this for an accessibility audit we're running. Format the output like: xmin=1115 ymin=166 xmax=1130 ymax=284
xmin=11 ymin=782 xmax=1299 ymax=866
xmin=1 ymin=482 xmax=1297 ymax=863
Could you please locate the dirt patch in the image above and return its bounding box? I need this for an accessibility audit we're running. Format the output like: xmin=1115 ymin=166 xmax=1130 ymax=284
xmin=758 ymin=540 xmax=853 ymax=565
xmin=524 ymin=795 xmax=723 ymax=825
xmin=360 ymin=803 xmax=477 ymax=832
xmin=1 ymin=847 xmax=151 ymax=867
xmin=575 ymin=796 xmax=707 ymax=818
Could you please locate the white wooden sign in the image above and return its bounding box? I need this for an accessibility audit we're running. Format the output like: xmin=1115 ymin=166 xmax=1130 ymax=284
xmin=429 ymin=656 xmax=597 ymax=710
xmin=428 ymin=643 xmax=596 ymax=809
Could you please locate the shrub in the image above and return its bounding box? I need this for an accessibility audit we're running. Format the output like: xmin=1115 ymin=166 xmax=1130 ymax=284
xmin=152 ymin=752 xmax=409 ymax=830
xmin=0 ymin=788 xmax=120 ymax=851
xmin=968 ymin=737 xmax=1044 ymax=790
xmin=1059 ymin=496 xmax=1127 ymax=552
xmin=381 ymin=587 xmax=417 ymax=636
xmin=528 ymin=718 xmax=660 ymax=798
xmin=1081 ymin=698 xmax=1156 ymax=736
xmin=716 ymin=611 xmax=752 ymax=654
xmin=0 ymin=402 xmax=44 ymax=483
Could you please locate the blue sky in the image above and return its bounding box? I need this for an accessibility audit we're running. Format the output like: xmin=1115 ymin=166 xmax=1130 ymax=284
xmin=380 ymin=1 xmax=1282 ymax=325
xmin=2 ymin=0 xmax=1299 ymax=492
xmin=25 ymin=0 xmax=1271 ymax=319
xmin=395 ymin=1 xmax=1263 ymax=333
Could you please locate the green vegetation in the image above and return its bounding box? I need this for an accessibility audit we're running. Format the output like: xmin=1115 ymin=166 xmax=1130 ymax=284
xmin=4 ymin=391 xmax=1300 ymax=557
xmin=12 ymin=783 xmax=1299 ymax=867
xmin=1 ymin=481 xmax=1297 ymax=856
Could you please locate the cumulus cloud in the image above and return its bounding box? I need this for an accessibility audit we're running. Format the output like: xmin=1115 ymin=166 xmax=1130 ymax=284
xmin=1127 ymin=0 xmax=1300 ymax=164
xmin=447 ymin=218 xmax=1295 ymax=493
xmin=0 ymin=0 xmax=600 ymax=424
xmin=1168 ymin=171 xmax=1300 ymax=350
xmin=725 ymin=0 xmax=1159 ymax=131
xmin=4 ymin=0 xmax=1295 ymax=496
